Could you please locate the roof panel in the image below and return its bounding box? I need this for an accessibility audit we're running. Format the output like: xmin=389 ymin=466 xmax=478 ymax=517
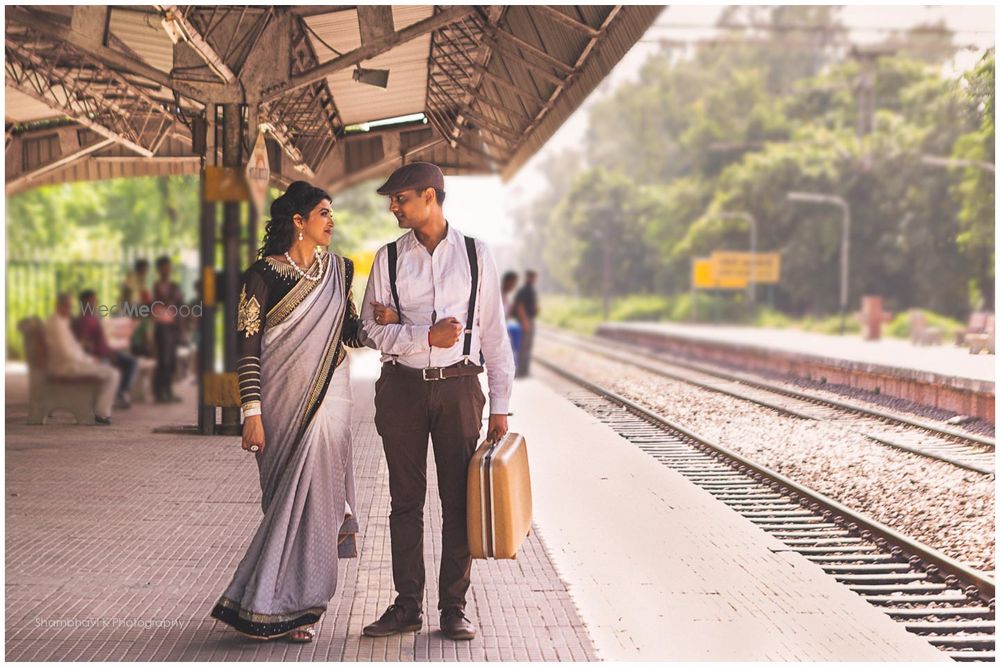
xmin=108 ymin=8 xmax=174 ymax=74
xmin=306 ymin=6 xmax=433 ymax=126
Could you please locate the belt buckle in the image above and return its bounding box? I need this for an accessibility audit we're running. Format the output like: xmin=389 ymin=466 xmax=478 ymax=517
xmin=422 ymin=367 xmax=444 ymax=381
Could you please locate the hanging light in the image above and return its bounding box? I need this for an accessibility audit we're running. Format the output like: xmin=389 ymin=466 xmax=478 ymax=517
xmin=352 ymin=66 xmax=390 ymax=89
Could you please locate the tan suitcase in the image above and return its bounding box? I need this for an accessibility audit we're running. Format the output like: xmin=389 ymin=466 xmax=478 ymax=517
xmin=467 ymin=433 xmax=532 ymax=559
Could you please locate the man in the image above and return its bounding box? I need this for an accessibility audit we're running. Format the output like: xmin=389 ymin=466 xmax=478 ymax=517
xmin=360 ymin=162 xmax=514 ymax=641
xmin=151 ymin=256 xmax=184 ymax=403
xmin=44 ymin=293 xmax=120 ymax=425
xmin=513 ymin=269 xmax=540 ymax=377
xmin=74 ymin=289 xmax=139 ymax=409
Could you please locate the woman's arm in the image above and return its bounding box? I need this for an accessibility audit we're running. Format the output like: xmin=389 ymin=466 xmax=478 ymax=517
xmin=236 ymin=268 xmax=267 ymax=417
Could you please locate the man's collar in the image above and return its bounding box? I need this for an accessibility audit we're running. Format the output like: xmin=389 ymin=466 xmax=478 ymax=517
xmin=398 ymin=220 xmax=460 ymax=253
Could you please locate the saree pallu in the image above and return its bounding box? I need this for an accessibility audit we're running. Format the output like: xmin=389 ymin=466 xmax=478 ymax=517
xmin=210 ymin=253 xmax=360 ymax=638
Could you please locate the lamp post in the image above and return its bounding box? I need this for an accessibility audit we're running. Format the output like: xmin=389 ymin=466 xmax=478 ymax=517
xmin=710 ymin=211 xmax=758 ymax=304
xmin=786 ymin=192 xmax=851 ymax=334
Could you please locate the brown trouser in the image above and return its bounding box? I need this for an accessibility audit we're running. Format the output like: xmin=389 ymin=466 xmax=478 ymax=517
xmin=374 ymin=362 xmax=486 ymax=613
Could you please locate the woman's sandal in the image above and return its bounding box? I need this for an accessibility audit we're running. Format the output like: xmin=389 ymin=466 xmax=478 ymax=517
xmin=287 ymin=625 xmax=316 ymax=643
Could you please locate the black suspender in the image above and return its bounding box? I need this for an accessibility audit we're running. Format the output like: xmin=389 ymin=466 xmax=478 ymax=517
xmin=387 ymin=241 xmax=402 ymax=317
xmin=462 ymin=235 xmax=478 ymax=361
xmin=385 ymin=234 xmax=481 ymax=364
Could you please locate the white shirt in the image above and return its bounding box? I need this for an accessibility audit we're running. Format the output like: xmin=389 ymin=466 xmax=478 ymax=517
xmin=44 ymin=313 xmax=94 ymax=373
xmin=360 ymin=223 xmax=515 ymax=415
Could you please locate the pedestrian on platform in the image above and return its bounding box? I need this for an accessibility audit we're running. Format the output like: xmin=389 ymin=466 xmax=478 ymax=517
xmin=501 ymin=270 xmax=522 ymax=369
xmin=209 ymin=181 xmax=379 ymax=643
xmin=513 ymin=269 xmax=539 ymax=377
xmin=151 ymin=256 xmax=184 ymax=403
xmin=73 ymin=289 xmax=138 ymax=409
xmin=360 ymin=162 xmax=514 ymax=641
xmin=43 ymin=293 xmax=120 ymax=425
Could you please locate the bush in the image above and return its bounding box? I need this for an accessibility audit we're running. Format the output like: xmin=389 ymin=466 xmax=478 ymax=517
xmin=884 ymin=310 xmax=966 ymax=339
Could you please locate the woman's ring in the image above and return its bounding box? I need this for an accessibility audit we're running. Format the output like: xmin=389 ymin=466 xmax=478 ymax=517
xmin=250 ymin=445 xmax=260 ymax=453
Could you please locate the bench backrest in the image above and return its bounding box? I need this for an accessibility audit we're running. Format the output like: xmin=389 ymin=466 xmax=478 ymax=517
xmin=17 ymin=317 xmax=48 ymax=372
xmin=968 ymin=311 xmax=989 ymax=332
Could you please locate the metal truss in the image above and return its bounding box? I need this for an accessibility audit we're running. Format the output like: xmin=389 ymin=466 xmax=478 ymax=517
xmin=425 ymin=7 xmax=620 ymax=163
xmin=5 ymin=27 xmax=175 ymax=157
xmin=258 ymin=15 xmax=342 ymax=175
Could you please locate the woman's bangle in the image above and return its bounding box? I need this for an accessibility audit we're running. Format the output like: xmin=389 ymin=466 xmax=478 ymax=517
xmin=242 ymin=401 xmax=262 ymax=418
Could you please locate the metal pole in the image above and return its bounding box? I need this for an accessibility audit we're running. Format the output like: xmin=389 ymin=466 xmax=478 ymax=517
xmin=221 ymin=103 xmax=242 ymax=434
xmin=839 ymin=200 xmax=850 ymax=336
xmin=786 ymin=192 xmax=851 ymax=334
xmin=196 ymin=113 xmax=216 ymax=435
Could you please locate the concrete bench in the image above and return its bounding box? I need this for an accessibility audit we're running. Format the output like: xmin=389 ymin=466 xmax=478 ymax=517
xmin=18 ymin=317 xmax=102 ymax=425
xmin=966 ymin=314 xmax=995 ymax=355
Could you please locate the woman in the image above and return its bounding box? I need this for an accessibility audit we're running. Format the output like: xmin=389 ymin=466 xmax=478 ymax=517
xmin=501 ymin=271 xmax=521 ymax=370
xmin=208 ymin=181 xmax=385 ymax=643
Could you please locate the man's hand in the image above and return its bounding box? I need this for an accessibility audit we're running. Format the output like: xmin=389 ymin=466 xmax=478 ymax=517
xmin=428 ymin=317 xmax=463 ymax=348
xmin=242 ymin=414 xmax=265 ymax=455
xmin=370 ymin=301 xmax=400 ymax=325
xmin=486 ymin=413 xmax=508 ymax=443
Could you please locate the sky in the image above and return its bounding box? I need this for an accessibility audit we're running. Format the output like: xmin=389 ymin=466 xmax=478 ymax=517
xmin=441 ymin=5 xmax=996 ymax=254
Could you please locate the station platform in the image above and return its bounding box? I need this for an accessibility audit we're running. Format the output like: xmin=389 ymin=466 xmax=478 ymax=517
xmin=5 ymin=350 xmax=949 ymax=660
xmin=598 ymin=322 xmax=996 ymax=423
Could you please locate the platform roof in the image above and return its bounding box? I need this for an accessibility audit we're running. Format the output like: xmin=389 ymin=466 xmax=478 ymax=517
xmin=5 ymin=5 xmax=663 ymax=195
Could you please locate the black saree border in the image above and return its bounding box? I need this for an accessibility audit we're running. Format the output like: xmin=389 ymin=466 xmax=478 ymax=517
xmin=210 ymin=596 xmax=323 ymax=638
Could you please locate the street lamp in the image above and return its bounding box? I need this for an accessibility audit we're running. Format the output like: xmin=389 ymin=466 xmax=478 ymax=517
xmin=786 ymin=192 xmax=851 ymax=334
xmin=710 ymin=211 xmax=758 ymax=304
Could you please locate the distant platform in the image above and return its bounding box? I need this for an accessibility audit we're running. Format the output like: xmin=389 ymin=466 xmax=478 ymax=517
xmin=597 ymin=322 xmax=995 ymax=423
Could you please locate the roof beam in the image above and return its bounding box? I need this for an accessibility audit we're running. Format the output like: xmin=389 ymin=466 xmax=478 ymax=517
xmin=264 ymin=5 xmax=475 ymax=102
xmin=155 ymin=6 xmax=236 ymax=83
xmin=534 ymin=6 xmax=602 ymax=39
xmin=356 ymin=6 xmax=395 ymax=46
xmin=482 ymin=22 xmax=575 ymax=75
xmin=472 ymin=30 xmax=566 ymax=88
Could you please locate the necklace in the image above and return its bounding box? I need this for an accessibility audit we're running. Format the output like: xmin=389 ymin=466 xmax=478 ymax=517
xmin=284 ymin=247 xmax=325 ymax=282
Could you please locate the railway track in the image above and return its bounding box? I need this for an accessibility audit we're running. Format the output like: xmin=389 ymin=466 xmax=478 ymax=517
xmin=536 ymin=358 xmax=996 ymax=662
xmin=539 ymin=329 xmax=995 ymax=476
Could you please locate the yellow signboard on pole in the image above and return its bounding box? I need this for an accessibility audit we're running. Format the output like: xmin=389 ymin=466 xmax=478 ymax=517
xmin=710 ymin=252 xmax=781 ymax=285
xmin=692 ymin=258 xmax=717 ymax=289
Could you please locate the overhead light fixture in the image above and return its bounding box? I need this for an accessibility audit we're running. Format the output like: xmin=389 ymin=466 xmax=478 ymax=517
xmin=352 ymin=66 xmax=390 ymax=89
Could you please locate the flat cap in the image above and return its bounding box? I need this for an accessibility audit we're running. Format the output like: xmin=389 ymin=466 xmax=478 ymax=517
xmin=376 ymin=162 xmax=445 ymax=196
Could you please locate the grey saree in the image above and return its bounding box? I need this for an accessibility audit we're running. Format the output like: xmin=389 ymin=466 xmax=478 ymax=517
xmin=210 ymin=251 xmax=362 ymax=638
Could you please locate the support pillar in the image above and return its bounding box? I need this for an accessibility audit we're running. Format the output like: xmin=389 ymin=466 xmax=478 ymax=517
xmin=196 ymin=114 xmax=217 ymax=435
xmin=220 ymin=103 xmax=243 ymax=434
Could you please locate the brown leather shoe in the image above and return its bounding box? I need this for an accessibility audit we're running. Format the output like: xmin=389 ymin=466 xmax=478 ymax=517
xmin=362 ymin=604 xmax=422 ymax=637
xmin=440 ymin=607 xmax=476 ymax=641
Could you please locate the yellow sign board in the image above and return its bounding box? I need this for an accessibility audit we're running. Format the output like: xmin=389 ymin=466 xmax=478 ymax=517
xmin=692 ymin=252 xmax=781 ymax=290
xmin=692 ymin=258 xmax=717 ymax=288
xmin=711 ymin=252 xmax=781 ymax=285
xmin=204 ymin=166 xmax=249 ymax=202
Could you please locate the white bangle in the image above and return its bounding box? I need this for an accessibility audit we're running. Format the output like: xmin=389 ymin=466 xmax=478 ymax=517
xmin=242 ymin=401 xmax=261 ymax=418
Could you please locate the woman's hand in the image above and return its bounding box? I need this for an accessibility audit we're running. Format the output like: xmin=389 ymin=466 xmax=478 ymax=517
xmin=242 ymin=414 xmax=265 ymax=455
xmin=370 ymin=301 xmax=400 ymax=325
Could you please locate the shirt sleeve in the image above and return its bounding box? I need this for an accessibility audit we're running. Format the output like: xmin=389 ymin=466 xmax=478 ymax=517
xmin=360 ymin=244 xmax=432 ymax=355
xmin=236 ymin=268 xmax=267 ymax=414
xmin=475 ymin=241 xmax=515 ymax=415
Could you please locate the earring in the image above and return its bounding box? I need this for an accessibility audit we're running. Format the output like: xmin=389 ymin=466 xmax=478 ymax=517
xmin=298 ymin=231 xmax=303 ymax=241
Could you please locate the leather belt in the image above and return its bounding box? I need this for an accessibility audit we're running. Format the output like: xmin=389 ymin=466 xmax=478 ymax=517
xmin=383 ymin=360 xmax=484 ymax=382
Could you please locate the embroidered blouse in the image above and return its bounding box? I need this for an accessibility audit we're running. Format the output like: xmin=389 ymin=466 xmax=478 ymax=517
xmin=236 ymin=253 xmax=364 ymax=416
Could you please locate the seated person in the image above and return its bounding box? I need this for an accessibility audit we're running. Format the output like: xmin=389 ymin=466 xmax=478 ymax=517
xmin=44 ymin=293 xmax=120 ymax=425
xmin=73 ymin=289 xmax=139 ymax=409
